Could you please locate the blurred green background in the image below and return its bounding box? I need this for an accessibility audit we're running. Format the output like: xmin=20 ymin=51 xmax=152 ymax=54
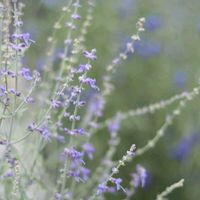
xmin=22 ymin=0 xmax=200 ymax=199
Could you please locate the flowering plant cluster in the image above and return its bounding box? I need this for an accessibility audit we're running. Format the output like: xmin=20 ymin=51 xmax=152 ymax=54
xmin=0 ymin=0 xmax=199 ymax=200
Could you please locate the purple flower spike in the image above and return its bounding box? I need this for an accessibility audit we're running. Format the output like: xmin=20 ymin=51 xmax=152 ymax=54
xmin=131 ymin=164 xmax=147 ymax=188
xmin=67 ymin=170 xmax=81 ymax=182
xmin=11 ymin=33 xmax=34 ymax=46
xmin=55 ymin=193 xmax=62 ymax=200
xmin=136 ymin=164 xmax=147 ymax=187
xmin=110 ymin=178 xmax=123 ymax=191
xmin=83 ymin=49 xmax=97 ymax=60
xmin=108 ymin=113 xmax=122 ymax=134
xmin=97 ymin=184 xmax=108 ymax=195
xmin=76 ymin=64 xmax=91 ymax=73
xmin=20 ymin=67 xmax=32 ymax=80
xmin=51 ymin=99 xmax=62 ymax=109
xmin=80 ymin=167 xmax=90 ymax=181
xmin=36 ymin=126 xmax=51 ymax=141
xmin=63 ymin=148 xmax=84 ymax=164
xmin=89 ymin=95 xmax=104 ymax=117
xmin=21 ymin=33 xmax=31 ymax=45
xmin=82 ymin=143 xmax=95 ymax=160
xmin=79 ymin=76 xmax=99 ymax=91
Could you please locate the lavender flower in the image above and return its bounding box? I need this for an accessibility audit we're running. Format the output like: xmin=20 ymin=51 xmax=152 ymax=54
xmin=110 ymin=177 xmax=123 ymax=191
xmin=11 ymin=33 xmax=32 ymax=45
xmin=82 ymin=143 xmax=95 ymax=160
xmin=27 ymin=122 xmax=37 ymax=132
xmin=131 ymin=164 xmax=147 ymax=188
xmin=83 ymin=49 xmax=97 ymax=60
xmin=55 ymin=193 xmax=62 ymax=200
xmin=64 ymin=128 xmax=86 ymax=136
xmin=51 ymin=99 xmax=62 ymax=109
xmin=67 ymin=170 xmax=82 ymax=182
xmin=97 ymin=184 xmax=108 ymax=195
xmin=80 ymin=167 xmax=90 ymax=182
xmin=20 ymin=67 xmax=32 ymax=80
xmin=170 ymin=132 xmax=199 ymax=161
xmin=88 ymin=94 xmax=104 ymax=117
xmin=134 ymin=40 xmax=161 ymax=58
xmin=37 ymin=126 xmax=51 ymax=141
xmin=108 ymin=113 xmax=122 ymax=134
xmin=3 ymin=170 xmax=14 ymax=178
xmin=76 ymin=64 xmax=91 ymax=73
xmin=145 ymin=14 xmax=162 ymax=31
xmin=79 ymin=75 xmax=99 ymax=90
xmin=174 ymin=70 xmax=187 ymax=89
xmin=63 ymin=148 xmax=84 ymax=164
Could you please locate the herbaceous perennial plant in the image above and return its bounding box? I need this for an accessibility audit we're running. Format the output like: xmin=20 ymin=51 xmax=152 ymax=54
xmin=0 ymin=0 xmax=199 ymax=199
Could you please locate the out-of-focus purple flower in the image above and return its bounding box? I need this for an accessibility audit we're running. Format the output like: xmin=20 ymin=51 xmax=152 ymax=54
xmin=21 ymin=33 xmax=31 ymax=45
xmin=25 ymin=97 xmax=35 ymax=103
xmin=97 ymin=184 xmax=108 ymax=195
xmin=64 ymin=128 xmax=86 ymax=136
xmin=3 ymin=170 xmax=14 ymax=178
xmin=51 ymin=99 xmax=62 ymax=109
xmin=55 ymin=193 xmax=62 ymax=200
xmin=173 ymin=70 xmax=187 ymax=88
xmin=108 ymin=113 xmax=122 ymax=134
xmin=131 ymin=164 xmax=147 ymax=188
xmin=27 ymin=122 xmax=37 ymax=132
xmin=110 ymin=177 xmax=123 ymax=191
xmin=20 ymin=67 xmax=32 ymax=80
xmin=54 ymin=135 xmax=65 ymax=143
xmin=88 ymin=94 xmax=105 ymax=117
xmin=76 ymin=64 xmax=91 ymax=73
xmin=170 ymin=132 xmax=199 ymax=161
xmin=80 ymin=167 xmax=90 ymax=181
xmin=63 ymin=148 xmax=84 ymax=164
xmin=71 ymin=13 xmax=81 ymax=20
xmin=82 ymin=143 xmax=95 ymax=160
xmin=9 ymin=88 xmax=21 ymax=97
xmin=37 ymin=126 xmax=51 ymax=141
xmin=10 ymin=43 xmax=26 ymax=52
xmin=145 ymin=14 xmax=162 ymax=31
xmin=83 ymin=49 xmax=97 ymax=60
xmin=134 ymin=40 xmax=161 ymax=58
xmin=0 ymin=85 xmax=6 ymax=93
xmin=64 ymin=38 xmax=72 ymax=45
xmin=79 ymin=75 xmax=99 ymax=91
xmin=11 ymin=33 xmax=34 ymax=46
xmin=67 ymin=170 xmax=81 ymax=182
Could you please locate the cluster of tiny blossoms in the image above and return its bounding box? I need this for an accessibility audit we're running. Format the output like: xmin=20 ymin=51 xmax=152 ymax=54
xmin=0 ymin=1 xmax=196 ymax=200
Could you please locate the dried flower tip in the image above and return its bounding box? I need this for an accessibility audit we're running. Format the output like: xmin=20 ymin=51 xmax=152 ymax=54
xmin=54 ymin=23 xmax=61 ymax=29
xmin=112 ymin=167 xmax=119 ymax=174
xmin=131 ymin=34 xmax=140 ymax=41
xmin=139 ymin=17 xmax=146 ymax=23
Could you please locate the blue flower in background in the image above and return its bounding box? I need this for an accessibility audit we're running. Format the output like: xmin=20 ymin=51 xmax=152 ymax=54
xmin=170 ymin=132 xmax=199 ymax=162
xmin=173 ymin=70 xmax=187 ymax=88
xmin=145 ymin=14 xmax=162 ymax=32
xmin=134 ymin=40 xmax=161 ymax=58
xmin=117 ymin=0 xmax=137 ymax=19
